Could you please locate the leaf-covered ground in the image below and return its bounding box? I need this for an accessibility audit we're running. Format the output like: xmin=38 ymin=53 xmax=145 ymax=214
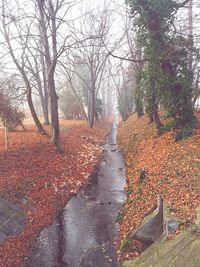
xmin=0 ymin=120 xmax=111 ymax=267
xmin=117 ymin=111 xmax=200 ymax=261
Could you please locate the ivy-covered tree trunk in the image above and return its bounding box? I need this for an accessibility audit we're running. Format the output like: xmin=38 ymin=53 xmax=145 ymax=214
xmin=151 ymin=93 xmax=163 ymax=132
xmin=169 ymin=77 xmax=197 ymax=128
xmin=127 ymin=0 xmax=197 ymax=134
xmin=135 ymin=43 xmax=144 ymax=118
xmin=135 ymin=79 xmax=144 ymax=117
xmin=148 ymin=79 xmax=163 ymax=131
xmin=136 ymin=98 xmax=144 ymax=117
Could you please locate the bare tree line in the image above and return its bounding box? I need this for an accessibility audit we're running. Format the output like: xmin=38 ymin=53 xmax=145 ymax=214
xmin=0 ymin=0 xmax=199 ymax=150
xmin=0 ymin=0 xmax=121 ymax=150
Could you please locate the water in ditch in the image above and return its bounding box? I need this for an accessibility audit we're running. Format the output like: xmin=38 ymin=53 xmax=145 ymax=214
xmin=24 ymin=124 xmax=126 ymax=267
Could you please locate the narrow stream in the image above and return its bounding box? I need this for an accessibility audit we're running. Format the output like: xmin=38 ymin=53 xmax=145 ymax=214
xmin=24 ymin=124 xmax=127 ymax=267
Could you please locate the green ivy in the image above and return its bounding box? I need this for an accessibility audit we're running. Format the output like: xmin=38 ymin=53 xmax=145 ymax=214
xmin=160 ymin=120 xmax=176 ymax=133
xmin=126 ymin=0 xmax=197 ymax=134
xmin=175 ymin=127 xmax=195 ymax=141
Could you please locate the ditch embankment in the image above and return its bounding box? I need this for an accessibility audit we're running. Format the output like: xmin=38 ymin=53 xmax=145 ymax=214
xmin=117 ymin=112 xmax=200 ymax=266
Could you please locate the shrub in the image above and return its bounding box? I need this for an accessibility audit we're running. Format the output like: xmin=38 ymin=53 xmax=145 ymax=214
xmin=0 ymin=91 xmax=25 ymax=131
xmin=160 ymin=120 xmax=176 ymax=133
xmin=175 ymin=127 xmax=195 ymax=141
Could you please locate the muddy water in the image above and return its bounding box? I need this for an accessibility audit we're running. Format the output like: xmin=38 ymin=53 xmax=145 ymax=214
xmin=24 ymin=124 xmax=126 ymax=267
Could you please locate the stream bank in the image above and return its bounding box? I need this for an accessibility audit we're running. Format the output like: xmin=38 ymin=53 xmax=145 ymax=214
xmin=117 ymin=113 xmax=200 ymax=264
xmin=24 ymin=124 xmax=127 ymax=267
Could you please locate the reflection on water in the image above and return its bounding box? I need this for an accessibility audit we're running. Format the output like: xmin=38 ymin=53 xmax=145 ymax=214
xmin=24 ymin=126 xmax=126 ymax=267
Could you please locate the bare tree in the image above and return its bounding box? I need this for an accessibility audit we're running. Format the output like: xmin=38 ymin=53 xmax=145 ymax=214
xmin=188 ymin=0 xmax=193 ymax=72
xmin=109 ymin=59 xmax=135 ymax=120
xmin=122 ymin=13 xmax=145 ymax=117
xmin=35 ymin=0 xmax=81 ymax=148
xmin=25 ymin=42 xmax=50 ymax=125
xmin=62 ymin=66 xmax=88 ymax=121
xmin=36 ymin=0 xmax=61 ymax=147
xmin=0 ymin=0 xmax=46 ymax=134
xmin=108 ymin=8 xmax=145 ymax=120
xmin=63 ymin=9 xmax=112 ymax=128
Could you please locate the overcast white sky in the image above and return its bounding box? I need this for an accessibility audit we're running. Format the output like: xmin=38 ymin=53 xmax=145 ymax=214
xmin=0 ymin=0 xmax=199 ymax=75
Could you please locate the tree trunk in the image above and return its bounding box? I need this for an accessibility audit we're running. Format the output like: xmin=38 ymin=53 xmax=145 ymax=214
xmin=192 ymin=67 xmax=200 ymax=108
xmin=26 ymin=85 xmax=46 ymax=135
xmin=37 ymin=0 xmax=60 ymax=148
xmin=39 ymin=71 xmax=50 ymax=125
xmin=152 ymin=102 xmax=163 ymax=132
xmin=41 ymin=53 xmax=50 ymax=125
xmin=43 ymin=99 xmax=50 ymax=125
xmin=150 ymin=80 xmax=163 ymax=131
xmin=135 ymin=80 xmax=144 ymax=117
xmin=70 ymin=82 xmax=88 ymax=121
xmin=26 ymin=45 xmax=50 ymax=126
xmin=88 ymin=90 xmax=95 ymax=128
xmin=38 ymin=89 xmax=49 ymax=125
xmin=42 ymin=95 xmax=50 ymax=125
xmin=148 ymin=112 xmax=154 ymax=123
xmin=95 ymin=111 xmax=99 ymax=121
xmin=188 ymin=0 xmax=193 ymax=72
xmin=136 ymin=92 xmax=144 ymax=117
xmin=1 ymin=2 xmax=46 ymax=136
xmin=4 ymin=120 xmax=9 ymax=150
xmin=124 ymin=91 xmax=127 ymax=120
xmin=135 ymin=42 xmax=144 ymax=118
xmin=102 ymin=84 xmax=106 ymax=116
xmin=48 ymin=72 xmax=60 ymax=148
